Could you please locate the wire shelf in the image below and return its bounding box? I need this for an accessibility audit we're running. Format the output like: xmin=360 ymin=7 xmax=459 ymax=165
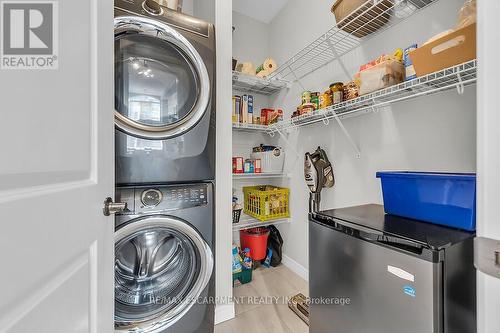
xmin=267 ymin=0 xmax=438 ymax=81
xmin=232 ymin=71 xmax=290 ymax=95
xmin=272 ymin=60 xmax=477 ymax=132
xmin=232 ymin=122 xmax=275 ymax=133
xmin=233 ymin=213 xmax=290 ymax=231
xmin=233 ymin=172 xmax=289 ymax=179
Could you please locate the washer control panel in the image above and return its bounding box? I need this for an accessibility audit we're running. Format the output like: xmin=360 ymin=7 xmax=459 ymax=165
xmin=116 ymin=184 xmax=209 ymax=215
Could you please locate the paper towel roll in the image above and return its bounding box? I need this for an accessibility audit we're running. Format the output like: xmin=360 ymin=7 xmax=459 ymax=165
xmin=256 ymin=58 xmax=277 ymax=76
xmin=236 ymin=62 xmax=255 ymax=75
xmin=256 ymin=69 xmax=270 ymax=78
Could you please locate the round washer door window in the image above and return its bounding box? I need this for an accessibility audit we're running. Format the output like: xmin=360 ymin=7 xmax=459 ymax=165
xmin=114 ymin=216 xmax=213 ymax=332
xmin=114 ymin=16 xmax=210 ymax=140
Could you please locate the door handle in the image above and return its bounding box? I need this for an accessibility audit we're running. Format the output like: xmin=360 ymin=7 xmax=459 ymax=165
xmin=103 ymin=197 xmax=127 ymax=216
xmin=474 ymin=237 xmax=500 ymax=279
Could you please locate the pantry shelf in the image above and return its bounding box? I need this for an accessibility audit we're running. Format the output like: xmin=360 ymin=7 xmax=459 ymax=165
xmin=267 ymin=0 xmax=438 ymax=81
xmin=232 ymin=123 xmax=274 ymax=133
xmin=271 ymin=60 xmax=477 ymax=132
xmin=233 ymin=173 xmax=289 ymax=179
xmin=232 ymin=70 xmax=290 ymax=95
xmin=233 ymin=214 xmax=290 ymax=231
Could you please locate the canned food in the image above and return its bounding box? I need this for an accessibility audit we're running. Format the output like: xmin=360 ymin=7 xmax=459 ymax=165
xmin=330 ymin=82 xmax=344 ymax=104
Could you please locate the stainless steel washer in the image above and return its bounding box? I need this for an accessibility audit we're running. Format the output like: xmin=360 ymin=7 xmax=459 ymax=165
xmin=114 ymin=0 xmax=216 ymax=185
xmin=115 ymin=183 xmax=215 ymax=333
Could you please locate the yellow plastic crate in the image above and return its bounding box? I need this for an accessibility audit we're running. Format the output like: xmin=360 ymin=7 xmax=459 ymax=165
xmin=243 ymin=185 xmax=290 ymax=221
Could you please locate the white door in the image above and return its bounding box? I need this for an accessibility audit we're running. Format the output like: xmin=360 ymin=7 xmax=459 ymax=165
xmin=477 ymin=1 xmax=500 ymax=332
xmin=0 ymin=0 xmax=114 ymax=332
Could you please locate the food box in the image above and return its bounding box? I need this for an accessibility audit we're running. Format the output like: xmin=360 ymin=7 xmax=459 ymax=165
xmin=409 ymin=23 xmax=476 ymax=77
xmin=358 ymin=59 xmax=404 ymax=95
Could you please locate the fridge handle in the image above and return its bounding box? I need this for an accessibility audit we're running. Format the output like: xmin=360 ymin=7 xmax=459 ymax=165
xmin=358 ymin=231 xmax=424 ymax=255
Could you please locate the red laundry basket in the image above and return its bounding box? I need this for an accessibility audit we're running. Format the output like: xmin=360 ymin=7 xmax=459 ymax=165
xmin=240 ymin=227 xmax=270 ymax=260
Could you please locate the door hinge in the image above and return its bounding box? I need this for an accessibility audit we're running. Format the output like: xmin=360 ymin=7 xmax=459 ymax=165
xmin=474 ymin=237 xmax=500 ymax=279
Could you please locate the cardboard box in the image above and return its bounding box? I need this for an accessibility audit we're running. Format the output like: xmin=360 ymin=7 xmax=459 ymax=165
xmin=409 ymin=23 xmax=476 ymax=78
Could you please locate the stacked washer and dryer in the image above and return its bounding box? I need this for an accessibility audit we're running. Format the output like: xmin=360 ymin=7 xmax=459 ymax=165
xmin=113 ymin=1 xmax=216 ymax=332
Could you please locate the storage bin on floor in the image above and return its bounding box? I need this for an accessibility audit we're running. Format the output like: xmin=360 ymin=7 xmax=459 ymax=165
xmin=233 ymin=268 xmax=252 ymax=286
xmin=240 ymin=227 xmax=270 ymax=260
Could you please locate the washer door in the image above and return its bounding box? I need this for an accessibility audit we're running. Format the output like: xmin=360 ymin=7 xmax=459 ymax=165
xmin=114 ymin=16 xmax=210 ymax=140
xmin=114 ymin=216 xmax=213 ymax=333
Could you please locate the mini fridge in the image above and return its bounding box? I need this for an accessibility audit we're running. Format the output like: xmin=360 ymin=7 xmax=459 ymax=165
xmin=309 ymin=204 xmax=476 ymax=333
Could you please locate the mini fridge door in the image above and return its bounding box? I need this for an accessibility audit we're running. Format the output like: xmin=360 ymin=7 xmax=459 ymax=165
xmin=309 ymin=219 xmax=442 ymax=333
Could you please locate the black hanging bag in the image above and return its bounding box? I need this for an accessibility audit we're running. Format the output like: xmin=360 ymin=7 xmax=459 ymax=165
xmin=267 ymin=225 xmax=284 ymax=267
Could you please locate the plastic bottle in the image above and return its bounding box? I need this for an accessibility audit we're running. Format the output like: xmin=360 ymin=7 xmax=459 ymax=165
xmin=457 ymin=0 xmax=476 ymax=29
xmin=232 ymin=244 xmax=242 ymax=274
xmin=242 ymin=248 xmax=253 ymax=270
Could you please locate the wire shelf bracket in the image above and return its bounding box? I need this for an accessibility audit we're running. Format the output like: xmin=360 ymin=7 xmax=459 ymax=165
xmin=325 ymin=37 xmax=351 ymax=81
xmin=332 ymin=111 xmax=362 ymax=158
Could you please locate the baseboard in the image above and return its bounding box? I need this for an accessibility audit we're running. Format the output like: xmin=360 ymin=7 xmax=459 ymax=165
xmin=282 ymin=254 xmax=309 ymax=282
xmin=214 ymin=302 xmax=235 ymax=325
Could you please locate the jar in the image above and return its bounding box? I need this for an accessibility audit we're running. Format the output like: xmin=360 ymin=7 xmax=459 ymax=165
xmin=343 ymin=81 xmax=359 ymax=101
xmin=301 ymin=91 xmax=312 ymax=105
xmin=330 ymin=82 xmax=344 ymax=104
xmin=319 ymin=90 xmax=332 ymax=108
xmin=300 ymin=103 xmax=315 ymax=115
xmin=311 ymin=94 xmax=319 ymax=110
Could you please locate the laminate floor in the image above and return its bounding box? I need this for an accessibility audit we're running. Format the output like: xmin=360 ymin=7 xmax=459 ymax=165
xmin=215 ymin=265 xmax=309 ymax=333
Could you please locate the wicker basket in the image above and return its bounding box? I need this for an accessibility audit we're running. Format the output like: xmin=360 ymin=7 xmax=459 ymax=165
xmin=332 ymin=0 xmax=393 ymax=38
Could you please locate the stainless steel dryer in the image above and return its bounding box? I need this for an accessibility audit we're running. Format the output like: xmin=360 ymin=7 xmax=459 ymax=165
xmin=114 ymin=183 xmax=215 ymax=333
xmin=114 ymin=0 xmax=215 ymax=185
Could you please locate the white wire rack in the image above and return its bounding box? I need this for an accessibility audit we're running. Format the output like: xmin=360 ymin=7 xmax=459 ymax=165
xmin=267 ymin=0 xmax=437 ymax=81
xmin=232 ymin=71 xmax=290 ymax=95
xmin=233 ymin=214 xmax=290 ymax=231
xmin=233 ymin=173 xmax=289 ymax=179
xmin=232 ymin=122 xmax=275 ymax=133
xmin=270 ymin=60 xmax=477 ymax=132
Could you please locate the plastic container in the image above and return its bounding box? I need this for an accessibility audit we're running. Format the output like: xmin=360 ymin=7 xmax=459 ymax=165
xmin=358 ymin=59 xmax=405 ymax=95
xmin=232 ymin=209 xmax=242 ymax=224
xmin=250 ymin=147 xmax=285 ymax=173
xmin=376 ymin=172 xmax=476 ymax=231
xmin=240 ymin=228 xmax=270 ymax=260
xmin=243 ymin=185 xmax=290 ymax=221
xmin=232 ymin=268 xmax=252 ymax=286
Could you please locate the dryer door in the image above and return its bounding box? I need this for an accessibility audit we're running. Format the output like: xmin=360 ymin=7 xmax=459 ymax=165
xmin=114 ymin=216 xmax=213 ymax=332
xmin=114 ymin=16 xmax=210 ymax=140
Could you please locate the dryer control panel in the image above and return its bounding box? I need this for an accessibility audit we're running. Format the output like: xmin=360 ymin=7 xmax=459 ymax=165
xmin=116 ymin=184 xmax=209 ymax=215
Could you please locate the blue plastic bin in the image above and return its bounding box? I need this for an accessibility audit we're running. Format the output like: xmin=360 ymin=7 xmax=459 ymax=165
xmin=376 ymin=172 xmax=476 ymax=231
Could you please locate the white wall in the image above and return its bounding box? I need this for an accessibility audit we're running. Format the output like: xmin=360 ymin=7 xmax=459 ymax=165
xmin=181 ymin=0 xmax=194 ymax=16
xmin=266 ymin=0 xmax=477 ymax=270
xmin=232 ymin=11 xmax=270 ymax=68
xmin=193 ymin=0 xmax=215 ymax=24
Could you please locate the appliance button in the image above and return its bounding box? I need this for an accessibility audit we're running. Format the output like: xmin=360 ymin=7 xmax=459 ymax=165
xmin=141 ymin=189 xmax=163 ymax=207
xmin=142 ymin=0 xmax=162 ymax=15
